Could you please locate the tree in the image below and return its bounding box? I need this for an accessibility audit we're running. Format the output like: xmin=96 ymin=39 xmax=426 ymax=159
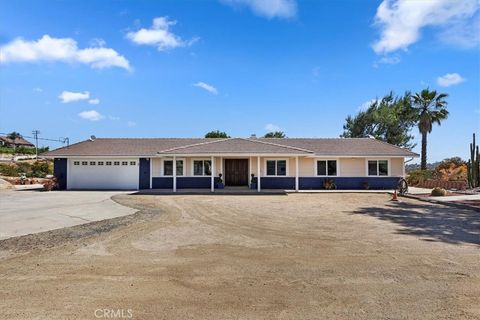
xmin=341 ymin=92 xmax=417 ymax=149
xmin=263 ymin=131 xmax=286 ymax=138
xmin=6 ymin=131 xmax=22 ymax=153
xmin=412 ymin=89 xmax=449 ymax=170
xmin=204 ymin=130 xmax=230 ymax=138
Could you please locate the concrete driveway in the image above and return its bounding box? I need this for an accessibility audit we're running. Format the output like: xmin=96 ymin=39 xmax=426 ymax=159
xmin=0 ymin=190 xmax=136 ymax=240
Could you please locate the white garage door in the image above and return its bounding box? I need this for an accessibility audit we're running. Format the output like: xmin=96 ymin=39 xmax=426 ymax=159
xmin=68 ymin=159 xmax=139 ymax=190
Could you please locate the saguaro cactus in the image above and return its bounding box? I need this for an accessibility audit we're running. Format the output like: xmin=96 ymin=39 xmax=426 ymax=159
xmin=467 ymin=133 xmax=480 ymax=188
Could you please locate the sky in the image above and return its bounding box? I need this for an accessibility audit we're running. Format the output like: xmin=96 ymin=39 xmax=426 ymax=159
xmin=0 ymin=0 xmax=479 ymax=163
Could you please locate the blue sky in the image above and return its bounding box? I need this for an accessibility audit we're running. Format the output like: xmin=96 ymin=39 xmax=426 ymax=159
xmin=0 ymin=0 xmax=478 ymax=162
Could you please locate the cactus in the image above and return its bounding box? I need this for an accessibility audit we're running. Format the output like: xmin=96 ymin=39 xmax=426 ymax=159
xmin=467 ymin=133 xmax=480 ymax=188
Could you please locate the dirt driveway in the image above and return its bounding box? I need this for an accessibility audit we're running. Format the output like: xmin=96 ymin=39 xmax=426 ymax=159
xmin=0 ymin=193 xmax=478 ymax=319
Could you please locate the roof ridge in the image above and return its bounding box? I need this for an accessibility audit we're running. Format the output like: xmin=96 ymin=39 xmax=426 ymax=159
xmin=241 ymin=138 xmax=314 ymax=153
xmin=158 ymin=138 xmax=231 ymax=153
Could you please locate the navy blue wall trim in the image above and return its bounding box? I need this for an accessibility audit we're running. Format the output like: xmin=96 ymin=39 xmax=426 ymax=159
xmin=53 ymin=158 xmax=67 ymax=190
xmin=151 ymin=177 xmax=221 ymax=189
xmin=152 ymin=177 xmax=173 ymax=189
xmin=139 ymin=158 xmax=150 ymax=189
xmin=250 ymin=176 xmax=400 ymax=190
xmin=299 ymin=177 xmax=400 ymax=190
xmin=251 ymin=177 xmax=296 ymax=189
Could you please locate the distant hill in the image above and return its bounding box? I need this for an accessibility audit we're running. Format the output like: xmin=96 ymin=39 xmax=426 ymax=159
xmin=405 ymin=162 xmax=441 ymax=173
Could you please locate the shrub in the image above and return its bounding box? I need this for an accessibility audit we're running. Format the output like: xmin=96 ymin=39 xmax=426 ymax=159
xmin=323 ymin=178 xmax=337 ymax=190
xmin=43 ymin=178 xmax=58 ymax=191
xmin=406 ymin=169 xmax=437 ymax=186
xmin=431 ymin=187 xmax=448 ymax=197
xmin=0 ymin=163 xmax=18 ymax=176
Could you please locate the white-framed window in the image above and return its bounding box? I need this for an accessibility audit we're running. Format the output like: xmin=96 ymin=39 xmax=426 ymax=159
xmin=368 ymin=160 xmax=389 ymax=176
xmin=82 ymin=161 xmax=88 ymax=165
xmin=162 ymin=159 xmax=184 ymax=176
xmin=130 ymin=161 xmax=136 ymax=166
xmin=106 ymin=161 xmax=112 ymax=166
xmin=265 ymin=159 xmax=287 ymax=176
xmin=316 ymin=160 xmax=337 ymax=176
xmin=90 ymin=161 xmax=96 ymax=165
xmin=193 ymin=159 xmax=212 ymax=176
xmin=73 ymin=161 xmax=80 ymax=166
xmin=98 ymin=161 xmax=104 ymax=165
xmin=122 ymin=161 xmax=128 ymax=166
xmin=114 ymin=161 xmax=120 ymax=166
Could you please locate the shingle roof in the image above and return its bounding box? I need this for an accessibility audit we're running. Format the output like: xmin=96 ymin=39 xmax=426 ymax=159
xmin=43 ymin=137 xmax=418 ymax=157
xmin=0 ymin=136 xmax=34 ymax=147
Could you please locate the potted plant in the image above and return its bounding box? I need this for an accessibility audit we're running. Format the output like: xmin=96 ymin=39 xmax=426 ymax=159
xmin=323 ymin=178 xmax=337 ymax=190
xmin=250 ymin=173 xmax=257 ymax=189
xmin=362 ymin=181 xmax=370 ymax=190
xmin=216 ymin=173 xmax=224 ymax=189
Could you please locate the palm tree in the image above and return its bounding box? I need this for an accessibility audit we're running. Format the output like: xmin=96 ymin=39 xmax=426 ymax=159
xmin=412 ymin=89 xmax=449 ymax=170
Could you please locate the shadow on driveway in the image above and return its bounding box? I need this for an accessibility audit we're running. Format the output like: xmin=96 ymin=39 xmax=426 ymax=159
xmin=353 ymin=201 xmax=480 ymax=246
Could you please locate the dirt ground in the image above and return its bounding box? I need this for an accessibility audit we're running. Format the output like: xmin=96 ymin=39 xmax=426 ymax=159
xmin=0 ymin=193 xmax=479 ymax=319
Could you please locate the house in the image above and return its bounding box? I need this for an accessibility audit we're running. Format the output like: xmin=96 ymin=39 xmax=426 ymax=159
xmin=43 ymin=137 xmax=418 ymax=191
xmin=0 ymin=136 xmax=35 ymax=148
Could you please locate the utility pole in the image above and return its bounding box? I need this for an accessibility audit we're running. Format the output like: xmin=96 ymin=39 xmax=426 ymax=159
xmin=32 ymin=130 xmax=40 ymax=159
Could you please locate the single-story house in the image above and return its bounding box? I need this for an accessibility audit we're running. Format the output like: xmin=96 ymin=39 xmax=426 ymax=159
xmin=0 ymin=136 xmax=35 ymax=148
xmin=43 ymin=136 xmax=418 ymax=191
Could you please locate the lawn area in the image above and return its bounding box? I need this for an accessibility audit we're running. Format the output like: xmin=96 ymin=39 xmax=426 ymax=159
xmin=0 ymin=193 xmax=478 ymax=319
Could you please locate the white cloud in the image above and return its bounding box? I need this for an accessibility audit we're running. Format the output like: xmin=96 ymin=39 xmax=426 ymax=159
xmin=0 ymin=35 xmax=131 ymax=70
xmin=78 ymin=110 xmax=104 ymax=121
xmin=59 ymin=91 xmax=90 ymax=103
xmin=33 ymin=87 xmax=43 ymax=92
xmin=127 ymin=121 xmax=137 ymax=127
xmin=193 ymin=82 xmax=218 ymax=95
xmin=436 ymin=73 xmax=466 ymax=87
xmin=108 ymin=115 xmax=120 ymax=121
xmin=264 ymin=123 xmax=281 ymax=132
xmin=88 ymin=98 xmax=100 ymax=105
xmin=222 ymin=0 xmax=297 ymax=19
xmin=372 ymin=0 xmax=479 ymax=54
xmin=373 ymin=54 xmax=401 ymax=67
xmin=126 ymin=17 xmax=197 ymax=51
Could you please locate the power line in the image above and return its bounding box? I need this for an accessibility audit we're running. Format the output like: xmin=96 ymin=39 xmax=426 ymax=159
xmin=0 ymin=132 xmax=69 ymax=146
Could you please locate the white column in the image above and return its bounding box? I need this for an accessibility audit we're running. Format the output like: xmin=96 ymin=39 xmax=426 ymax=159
xmin=257 ymin=156 xmax=261 ymax=192
xmin=220 ymin=157 xmax=223 ymax=177
xmin=173 ymin=155 xmax=177 ymax=193
xmin=295 ymin=156 xmax=299 ymax=192
xmin=211 ymin=156 xmax=215 ymax=192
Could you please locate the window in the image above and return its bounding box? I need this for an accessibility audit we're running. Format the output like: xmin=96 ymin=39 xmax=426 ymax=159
xmin=106 ymin=161 xmax=112 ymax=166
xmin=266 ymin=160 xmax=287 ymax=176
xmin=122 ymin=161 xmax=128 ymax=166
xmin=114 ymin=161 xmax=120 ymax=166
xmin=98 ymin=161 xmax=104 ymax=165
xmin=193 ymin=160 xmax=212 ymax=176
xmin=82 ymin=161 xmax=88 ymax=165
xmin=130 ymin=161 xmax=136 ymax=166
xmin=163 ymin=160 xmax=184 ymax=176
xmin=73 ymin=161 xmax=80 ymax=166
xmin=90 ymin=161 xmax=96 ymax=165
xmin=368 ymin=160 xmax=389 ymax=176
xmin=316 ymin=160 xmax=337 ymax=176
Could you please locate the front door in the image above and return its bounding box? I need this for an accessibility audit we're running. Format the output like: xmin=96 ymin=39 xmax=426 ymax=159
xmin=224 ymin=159 xmax=248 ymax=186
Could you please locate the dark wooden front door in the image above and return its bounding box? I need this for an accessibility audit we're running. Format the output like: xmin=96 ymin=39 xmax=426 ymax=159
xmin=224 ymin=159 xmax=248 ymax=186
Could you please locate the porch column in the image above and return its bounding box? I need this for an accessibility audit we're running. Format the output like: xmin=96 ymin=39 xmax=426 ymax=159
xmin=173 ymin=155 xmax=177 ymax=193
xmin=257 ymin=156 xmax=261 ymax=192
xmin=295 ymin=156 xmax=299 ymax=192
xmin=211 ymin=156 xmax=215 ymax=192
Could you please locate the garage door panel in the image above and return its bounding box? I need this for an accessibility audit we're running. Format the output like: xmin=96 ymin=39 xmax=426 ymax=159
xmin=68 ymin=159 xmax=139 ymax=190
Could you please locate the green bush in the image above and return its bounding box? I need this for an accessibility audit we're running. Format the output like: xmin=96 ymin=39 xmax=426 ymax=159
xmin=406 ymin=169 xmax=437 ymax=186
xmin=0 ymin=160 xmax=53 ymax=178
xmin=0 ymin=146 xmax=49 ymax=155
xmin=431 ymin=187 xmax=448 ymax=197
